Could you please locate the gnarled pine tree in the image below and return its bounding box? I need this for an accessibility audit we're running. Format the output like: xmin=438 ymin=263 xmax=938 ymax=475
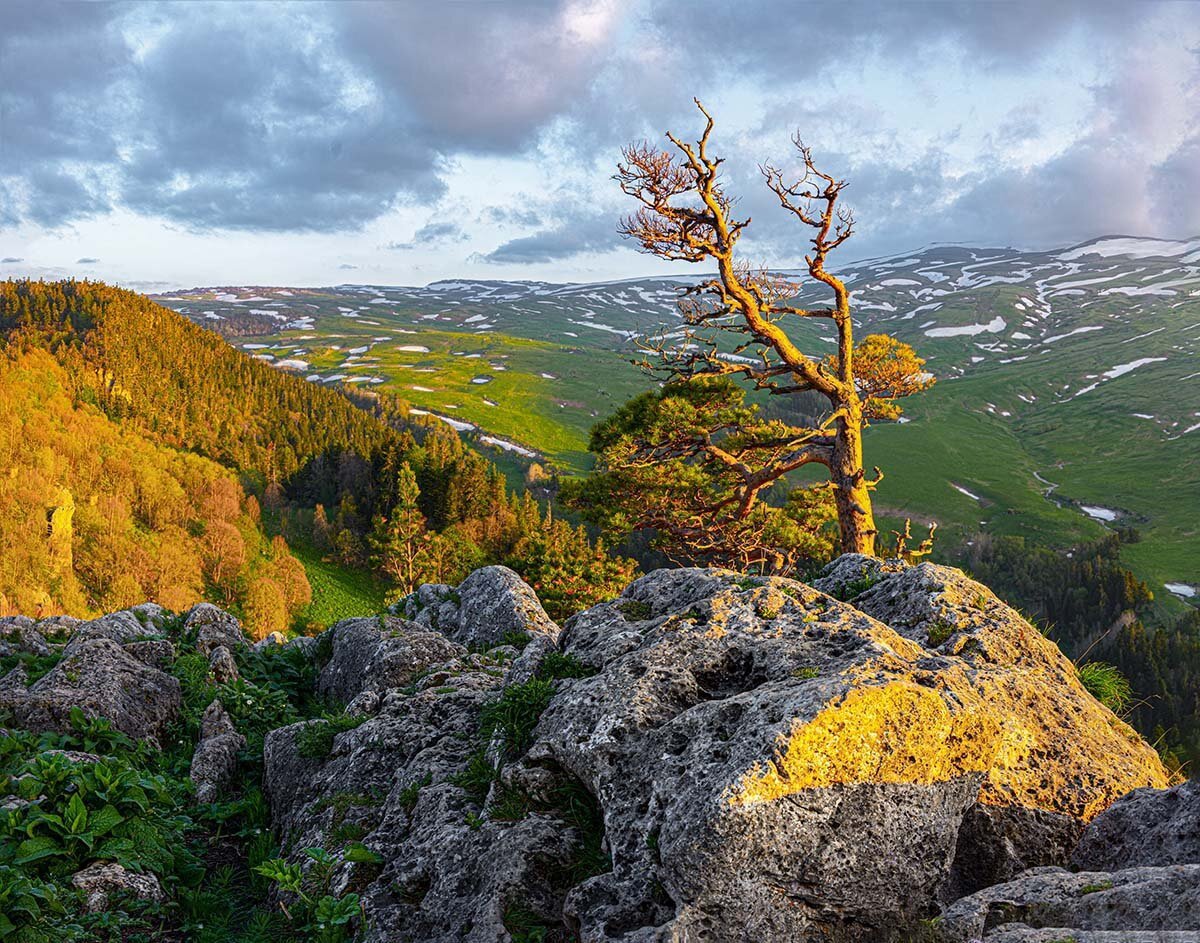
xmin=614 ymin=101 xmax=932 ymax=556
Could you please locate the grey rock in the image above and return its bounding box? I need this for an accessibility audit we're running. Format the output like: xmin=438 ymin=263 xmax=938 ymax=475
xmin=44 ymin=749 xmax=103 ymax=764
xmin=938 ymin=864 xmax=1200 ymax=940
xmin=0 ymin=617 xmax=52 ymax=657
xmin=264 ymin=651 xmax=578 ymax=943
xmin=406 ymin=566 xmax=560 ymax=649
xmin=315 ymin=616 xmax=462 ymax=704
xmin=190 ymin=699 xmax=245 ymax=803
xmin=345 ymin=689 xmax=382 ymax=717
xmin=72 ymin=609 xmax=161 ymax=645
xmin=1073 ymin=779 xmax=1200 ymax=871
xmin=946 ymin=804 xmax=1086 ymax=901
xmin=254 ymin=631 xmax=289 ymax=650
xmin=530 ymin=564 xmax=1165 ymax=941
xmin=0 ymin=636 xmax=181 ymax=746
xmin=505 ymin=634 xmax=557 ymax=686
xmin=257 ymin=560 xmax=1170 ymax=943
xmin=186 ymin=603 xmax=247 ymax=656
xmin=978 ymin=931 xmax=1200 ymax=943
xmin=30 ymin=615 xmax=82 ymax=641
xmin=71 ymin=862 xmax=166 ymax=913
xmin=208 ymin=645 xmax=239 ymax=683
xmin=122 ymin=638 xmax=175 ymax=670
xmin=454 ymin=566 xmax=559 ymax=648
xmin=400 ymin=582 xmax=460 ymax=634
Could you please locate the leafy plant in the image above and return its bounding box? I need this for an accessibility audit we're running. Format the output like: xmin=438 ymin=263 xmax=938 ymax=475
xmin=295 ymin=711 xmax=367 ymax=760
xmin=0 ymin=865 xmax=70 ymax=942
xmin=255 ymin=847 xmax=364 ymax=943
xmin=479 ymin=678 xmax=555 ymax=757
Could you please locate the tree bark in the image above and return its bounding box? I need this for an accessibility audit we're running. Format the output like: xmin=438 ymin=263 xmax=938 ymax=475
xmin=831 ymin=404 xmax=876 ymax=555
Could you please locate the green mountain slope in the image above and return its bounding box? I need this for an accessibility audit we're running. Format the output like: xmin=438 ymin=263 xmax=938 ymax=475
xmin=155 ymin=236 xmax=1200 ymax=606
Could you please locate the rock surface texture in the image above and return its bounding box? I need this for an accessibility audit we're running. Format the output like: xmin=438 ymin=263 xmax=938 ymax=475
xmin=3 ymin=561 xmax=1183 ymax=941
xmin=398 ymin=564 xmax=560 ymax=648
xmin=190 ymin=699 xmax=246 ymax=802
xmin=259 ymin=558 xmax=1172 ymax=943
xmin=0 ymin=634 xmax=181 ymax=746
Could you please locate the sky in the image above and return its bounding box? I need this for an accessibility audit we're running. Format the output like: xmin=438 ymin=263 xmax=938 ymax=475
xmin=1 ymin=0 xmax=1198 ymax=291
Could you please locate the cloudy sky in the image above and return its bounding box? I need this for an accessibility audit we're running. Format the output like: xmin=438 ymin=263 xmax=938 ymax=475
xmin=1 ymin=0 xmax=1198 ymax=290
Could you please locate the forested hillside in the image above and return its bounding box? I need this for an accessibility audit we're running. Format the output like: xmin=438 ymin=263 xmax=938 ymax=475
xmin=0 ymin=280 xmax=634 ymax=626
xmin=0 ymin=346 xmax=311 ymax=629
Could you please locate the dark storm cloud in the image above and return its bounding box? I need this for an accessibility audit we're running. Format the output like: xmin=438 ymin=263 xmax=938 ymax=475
xmin=480 ymin=215 xmax=621 ymax=264
xmin=0 ymin=0 xmax=1193 ymax=256
xmin=115 ymin=5 xmax=444 ymax=231
xmin=1 ymin=258 xmax=23 ymax=264
xmin=385 ymin=220 xmax=469 ymax=251
xmin=76 ymin=257 xmax=100 ymax=264
xmin=0 ymin=0 xmax=126 ymax=223
xmin=335 ymin=0 xmax=624 ymax=153
xmin=641 ymin=0 xmax=1130 ymax=75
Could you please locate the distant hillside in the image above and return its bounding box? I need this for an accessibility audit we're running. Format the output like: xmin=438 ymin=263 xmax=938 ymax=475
xmin=153 ymin=236 xmax=1200 ymax=607
xmin=0 ymin=280 xmax=636 ymax=624
xmin=0 ymin=279 xmax=407 ymax=492
xmin=0 ymin=346 xmax=310 ymax=630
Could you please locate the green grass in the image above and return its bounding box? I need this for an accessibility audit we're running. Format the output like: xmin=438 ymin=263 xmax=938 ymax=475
xmin=290 ymin=540 xmax=388 ymax=630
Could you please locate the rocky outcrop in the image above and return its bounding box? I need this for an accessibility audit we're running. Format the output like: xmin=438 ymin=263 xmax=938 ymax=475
xmin=937 ymin=865 xmax=1200 ymax=941
xmin=187 ymin=603 xmax=247 ymax=656
xmin=934 ymin=778 xmax=1199 ymax=941
xmin=190 ymin=699 xmax=246 ymax=802
xmin=315 ymin=615 xmax=461 ymax=704
xmin=399 ymin=565 xmax=559 ymax=648
xmin=1072 ymin=778 xmax=1200 ymax=870
xmin=260 ymin=558 xmax=1169 ymax=943
xmin=0 ymin=634 xmax=181 ymax=746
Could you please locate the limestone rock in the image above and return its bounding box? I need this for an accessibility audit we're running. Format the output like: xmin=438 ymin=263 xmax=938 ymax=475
xmin=190 ymin=699 xmax=245 ymax=803
xmin=256 ymin=558 xmax=1171 ymax=943
xmin=399 ymin=582 xmax=459 ymax=632
xmin=0 ymin=617 xmax=52 ymax=657
xmin=1072 ymin=778 xmax=1200 ymax=871
xmin=71 ymin=862 xmax=166 ymax=913
xmin=937 ymin=864 xmax=1200 ymax=940
xmin=71 ymin=608 xmax=161 ymax=645
xmin=123 ymin=638 xmax=175 ymax=669
xmin=315 ymin=616 xmax=462 ymax=704
xmin=0 ymin=635 xmax=181 ymax=746
xmin=186 ymin=603 xmax=247 ymax=656
xmin=208 ymin=645 xmax=239 ymax=683
xmin=264 ymin=651 xmax=580 ymax=942
xmin=405 ymin=566 xmax=559 ymax=649
xmin=530 ymin=563 xmax=1167 ymax=941
xmin=254 ymin=631 xmax=289 ymax=650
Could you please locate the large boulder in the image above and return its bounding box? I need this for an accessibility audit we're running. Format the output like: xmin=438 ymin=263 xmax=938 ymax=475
xmin=403 ymin=566 xmax=559 ymax=649
xmin=1072 ymin=778 xmax=1200 ymax=871
xmin=315 ymin=616 xmax=463 ymax=705
xmin=186 ymin=603 xmax=247 ymax=656
xmin=936 ymin=864 xmax=1200 ymax=940
xmin=0 ymin=635 xmax=181 ymax=746
xmin=260 ymin=558 xmax=1171 ymax=943
xmin=528 ymin=561 xmax=1167 ymax=941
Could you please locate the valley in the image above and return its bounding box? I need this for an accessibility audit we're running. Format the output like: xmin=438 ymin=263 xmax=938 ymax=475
xmin=155 ymin=235 xmax=1200 ymax=610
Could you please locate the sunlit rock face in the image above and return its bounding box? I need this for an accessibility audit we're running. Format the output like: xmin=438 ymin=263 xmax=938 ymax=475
xmin=256 ymin=558 xmax=1168 ymax=943
xmin=531 ymin=558 xmax=1167 ymax=941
